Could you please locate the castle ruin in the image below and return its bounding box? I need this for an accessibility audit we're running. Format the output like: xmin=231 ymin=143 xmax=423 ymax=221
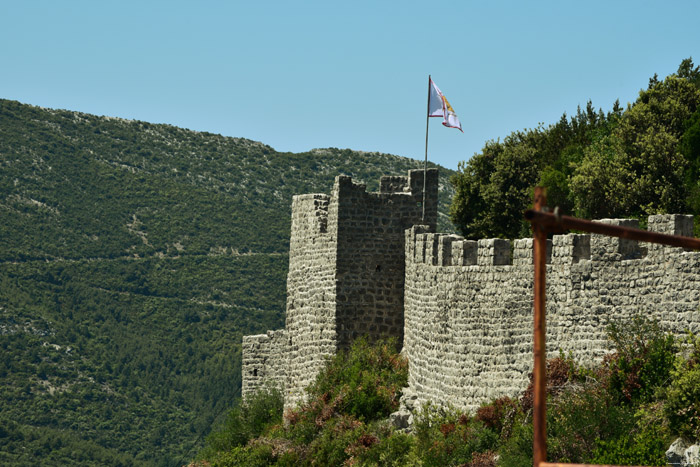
xmin=243 ymin=169 xmax=700 ymax=412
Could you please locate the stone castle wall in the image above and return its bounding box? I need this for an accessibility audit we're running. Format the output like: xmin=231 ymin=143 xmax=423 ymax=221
xmin=242 ymin=168 xmax=700 ymax=414
xmin=334 ymin=171 xmax=437 ymax=347
xmin=241 ymin=330 xmax=288 ymax=397
xmin=403 ymin=215 xmax=700 ymax=412
xmin=242 ymin=169 xmax=438 ymax=408
xmin=284 ymin=193 xmax=338 ymax=408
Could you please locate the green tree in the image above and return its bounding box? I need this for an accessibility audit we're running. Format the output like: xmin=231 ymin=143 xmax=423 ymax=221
xmin=450 ymin=104 xmax=609 ymax=239
xmin=450 ymin=133 xmax=546 ymax=240
xmin=681 ymin=109 xmax=700 ymax=212
xmin=451 ymin=58 xmax=700 ymax=239
xmin=569 ymin=133 xmax=630 ymax=218
xmin=570 ymin=71 xmax=700 ymax=219
xmin=677 ymin=57 xmax=700 ymax=89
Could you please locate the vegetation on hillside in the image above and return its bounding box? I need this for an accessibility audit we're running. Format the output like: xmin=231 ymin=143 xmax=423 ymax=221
xmin=0 ymin=99 xmax=455 ymax=465
xmin=450 ymin=58 xmax=700 ymax=239
xmin=197 ymin=337 xmax=410 ymax=466
xmin=199 ymin=319 xmax=700 ymax=466
xmin=5 ymin=56 xmax=700 ymax=465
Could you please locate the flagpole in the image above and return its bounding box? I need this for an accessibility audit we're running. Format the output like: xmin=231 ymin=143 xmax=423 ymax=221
xmin=423 ymin=75 xmax=431 ymax=223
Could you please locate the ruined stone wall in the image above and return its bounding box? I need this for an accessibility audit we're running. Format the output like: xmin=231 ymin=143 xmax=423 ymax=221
xmin=403 ymin=214 xmax=700 ymax=412
xmin=241 ymin=330 xmax=288 ymax=396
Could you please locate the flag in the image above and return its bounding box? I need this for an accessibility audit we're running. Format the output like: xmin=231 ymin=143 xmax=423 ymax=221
xmin=428 ymin=78 xmax=463 ymax=132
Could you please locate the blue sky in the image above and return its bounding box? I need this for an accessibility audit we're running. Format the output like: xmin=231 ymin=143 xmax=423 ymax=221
xmin=2 ymin=1 xmax=699 ymax=170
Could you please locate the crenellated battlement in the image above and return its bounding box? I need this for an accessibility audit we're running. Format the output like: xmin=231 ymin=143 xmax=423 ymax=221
xmin=408 ymin=227 xmax=545 ymax=267
xmin=406 ymin=214 xmax=699 ymax=271
xmin=290 ymin=193 xmax=330 ymax=235
xmin=243 ymin=170 xmax=700 ymax=414
xmin=403 ymin=213 xmax=700 ymax=411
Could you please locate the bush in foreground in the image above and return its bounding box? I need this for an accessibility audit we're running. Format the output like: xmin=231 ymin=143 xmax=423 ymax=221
xmin=665 ymin=332 xmax=700 ymax=440
xmin=199 ymin=337 xmax=409 ymax=466
xmin=199 ymin=318 xmax=699 ymax=466
xmin=198 ymin=386 xmax=283 ymax=462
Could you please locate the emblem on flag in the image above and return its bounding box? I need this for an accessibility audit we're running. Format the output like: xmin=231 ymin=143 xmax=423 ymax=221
xmin=428 ymin=78 xmax=463 ymax=132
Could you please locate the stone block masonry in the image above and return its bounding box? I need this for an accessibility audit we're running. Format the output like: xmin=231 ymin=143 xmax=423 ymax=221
xmin=284 ymin=192 xmax=337 ymax=408
xmin=241 ymin=330 xmax=288 ymax=396
xmin=403 ymin=215 xmax=700 ymax=412
xmin=242 ymin=169 xmax=438 ymax=409
xmin=243 ymin=169 xmax=700 ymax=414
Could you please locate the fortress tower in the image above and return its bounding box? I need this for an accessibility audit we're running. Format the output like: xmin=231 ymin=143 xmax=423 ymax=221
xmin=242 ymin=169 xmax=438 ymax=408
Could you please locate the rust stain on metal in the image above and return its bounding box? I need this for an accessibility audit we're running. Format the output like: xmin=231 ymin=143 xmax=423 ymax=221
xmin=532 ymin=187 xmax=547 ymax=467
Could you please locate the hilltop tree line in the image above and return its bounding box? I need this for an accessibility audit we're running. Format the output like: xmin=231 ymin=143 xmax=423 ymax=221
xmin=450 ymin=58 xmax=700 ymax=239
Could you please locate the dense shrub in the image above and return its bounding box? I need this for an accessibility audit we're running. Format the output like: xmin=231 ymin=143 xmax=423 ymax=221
xmin=501 ymin=317 xmax=677 ymax=466
xmin=304 ymin=337 xmax=408 ymax=422
xmin=604 ymin=317 xmax=676 ymax=404
xmin=497 ymin=415 xmax=534 ymax=467
xmin=546 ymin=380 xmax=636 ymax=462
xmin=475 ymin=397 xmax=519 ymax=439
xmin=356 ymin=430 xmax=419 ymax=466
xmin=499 ymin=365 xmax=672 ymax=466
xmin=665 ymin=333 xmax=700 ymax=439
xmin=206 ymin=444 xmax=275 ymax=467
xmin=201 ymin=338 xmax=409 ymax=466
xmin=201 ymin=319 xmax=698 ymax=466
xmin=520 ymin=354 xmax=579 ymax=413
xmin=590 ymin=403 xmax=671 ymax=466
xmin=200 ymin=386 xmax=283 ymax=458
xmin=412 ymin=404 xmax=499 ymax=466
xmin=302 ymin=415 xmax=369 ymax=466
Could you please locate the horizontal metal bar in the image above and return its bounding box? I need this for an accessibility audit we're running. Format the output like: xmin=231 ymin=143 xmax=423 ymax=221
xmin=524 ymin=209 xmax=700 ymax=251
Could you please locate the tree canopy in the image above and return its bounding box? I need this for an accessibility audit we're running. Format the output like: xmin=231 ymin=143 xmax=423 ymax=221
xmin=450 ymin=58 xmax=700 ymax=239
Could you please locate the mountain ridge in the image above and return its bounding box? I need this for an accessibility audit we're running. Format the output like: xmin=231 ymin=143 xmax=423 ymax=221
xmin=0 ymin=98 xmax=455 ymax=465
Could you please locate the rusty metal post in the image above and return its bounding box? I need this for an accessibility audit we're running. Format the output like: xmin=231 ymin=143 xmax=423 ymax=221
xmin=533 ymin=187 xmax=547 ymax=466
xmin=522 ymin=195 xmax=686 ymax=467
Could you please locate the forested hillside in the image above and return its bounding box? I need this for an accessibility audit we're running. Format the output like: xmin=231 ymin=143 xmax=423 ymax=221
xmin=451 ymin=58 xmax=700 ymax=239
xmin=0 ymin=99 xmax=455 ymax=466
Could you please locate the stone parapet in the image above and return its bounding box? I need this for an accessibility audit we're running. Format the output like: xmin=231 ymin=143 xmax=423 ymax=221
xmin=452 ymin=238 xmax=478 ymax=266
xmin=648 ymin=214 xmax=694 ymax=236
xmin=477 ymin=238 xmax=511 ymax=266
xmin=590 ymin=218 xmax=643 ymax=261
xmin=648 ymin=214 xmax=695 ymax=256
xmin=403 ymin=214 xmax=700 ymax=412
xmin=552 ymin=234 xmax=590 ymax=265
